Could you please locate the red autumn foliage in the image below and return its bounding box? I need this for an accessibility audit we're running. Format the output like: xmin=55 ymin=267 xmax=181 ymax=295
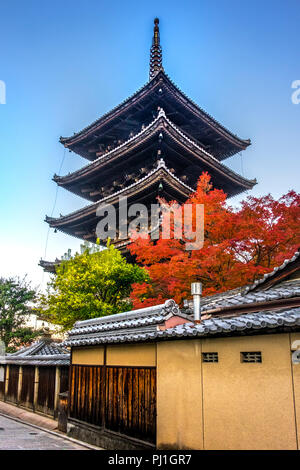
xmin=129 ymin=172 xmax=300 ymax=308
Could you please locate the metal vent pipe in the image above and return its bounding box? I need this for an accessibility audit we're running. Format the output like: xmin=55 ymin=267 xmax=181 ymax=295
xmin=191 ymin=282 xmax=202 ymax=323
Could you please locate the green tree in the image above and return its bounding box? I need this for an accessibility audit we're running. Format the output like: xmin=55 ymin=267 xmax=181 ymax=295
xmin=38 ymin=244 xmax=149 ymax=330
xmin=0 ymin=277 xmax=41 ymax=353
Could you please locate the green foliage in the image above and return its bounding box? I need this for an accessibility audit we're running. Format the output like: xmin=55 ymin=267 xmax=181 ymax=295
xmin=0 ymin=277 xmax=41 ymax=353
xmin=38 ymin=244 xmax=149 ymax=330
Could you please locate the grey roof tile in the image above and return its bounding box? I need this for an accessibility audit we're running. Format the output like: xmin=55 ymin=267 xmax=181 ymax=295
xmin=244 ymin=250 xmax=300 ymax=293
xmin=61 ymin=272 xmax=300 ymax=349
xmin=63 ymin=305 xmax=300 ymax=347
xmin=200 ymin=280 xmax=300 ymax=312
xmin=0 ymin=338 xmax=70 ymax=366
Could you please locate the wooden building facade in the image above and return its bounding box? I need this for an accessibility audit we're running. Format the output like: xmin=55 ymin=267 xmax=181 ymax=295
xmin=0 ymin=335 xmax=70 ymax=418
xmin=40 ymin=18 xmax=256 ymax=271
xmin=64 ymin=251 xmax=300 ymax=450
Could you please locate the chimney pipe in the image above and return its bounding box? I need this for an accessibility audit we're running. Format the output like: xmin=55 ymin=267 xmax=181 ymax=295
xmin=191 ymin=282 xmax=202 ymax=323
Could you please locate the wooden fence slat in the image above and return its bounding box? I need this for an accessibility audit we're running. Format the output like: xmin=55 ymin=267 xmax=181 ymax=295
xmin=0 ymin=365 xmax=6 ymax=400
xmin=36 ymin=367 xmax=56 ymax=416
xmin=6 ymin=365 xmax=19 ymax=403
xmin=20 ymin=366 xmax=35 ymax=409
xmin=122 ymin=367 xmax=128 ymax=434
xmin=68 ymin=364 xmax=156 ymax=444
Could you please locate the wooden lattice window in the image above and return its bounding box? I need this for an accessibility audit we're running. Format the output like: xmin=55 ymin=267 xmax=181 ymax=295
xmin=241 ymin=351 xmax=262 ymax=363
xmin=202 ymin=352 xmax=218 ymax=363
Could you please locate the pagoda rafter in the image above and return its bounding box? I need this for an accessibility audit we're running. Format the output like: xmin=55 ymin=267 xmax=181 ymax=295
xmin=55 ymin=109 xmax=256 ymax=201
xmin=46 ymin=160 xmax=193 ymax=247
xmin=60 ymin=70 xmax=250 ymax=161
xmin=41 ymin=18 xmax=257 ymax=270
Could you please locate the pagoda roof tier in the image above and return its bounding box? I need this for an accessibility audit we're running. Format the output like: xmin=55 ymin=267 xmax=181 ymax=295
xmin=54 ymin=109 xmax=256 ymax=202
xmin=60 ymin=71 xmax=250 ymax=161
xmin=39 ymin=245 xmax=133 ymax=273
xmin=39 ymin=259 xmax=61 ymax=273
xmin=45 ymin=161 xmax=193 ymax=246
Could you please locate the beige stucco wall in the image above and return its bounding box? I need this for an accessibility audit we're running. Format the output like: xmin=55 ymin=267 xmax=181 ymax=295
xmin=71 ymin=332 xmax=300 ymax=450
xmin=157 ymin=334 xmax=299 ymax=450
xmin=201 ymin=334 xmax=297 ymax=450
xmin=291 ymin=332 xmax=300 ymax=449
xmin=156 ymin=340 xmax=204 ymax=450
xmin=106 ymin=343 xmax=156 ymax=366
xmin=72 ymin=346 xmax=104 ymax=365
xmin=72 ymin=344 xmax=156 ymax=366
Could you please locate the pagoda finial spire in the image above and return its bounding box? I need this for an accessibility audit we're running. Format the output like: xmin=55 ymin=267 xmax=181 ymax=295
xmin=149 ymin=18 xmax=163 ymax=80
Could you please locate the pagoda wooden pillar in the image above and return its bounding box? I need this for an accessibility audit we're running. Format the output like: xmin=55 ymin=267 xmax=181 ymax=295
xmin=4 ymin=365 xmax=9 ymax=399
xmin=54 ymin=366 xmax=61 ymax=412
xmin=17 ymin=366 xmax=23 ymax=403
xmin=33 ymin=366 xmax=39 ymax=410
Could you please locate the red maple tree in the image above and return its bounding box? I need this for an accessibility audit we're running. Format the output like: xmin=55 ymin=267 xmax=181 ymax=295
xmin=129 ymin=173 xmax=300 ymax=308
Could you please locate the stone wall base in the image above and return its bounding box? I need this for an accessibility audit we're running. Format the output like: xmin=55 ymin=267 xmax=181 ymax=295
xmin=67 ymin=418 xmax=155 ymax=450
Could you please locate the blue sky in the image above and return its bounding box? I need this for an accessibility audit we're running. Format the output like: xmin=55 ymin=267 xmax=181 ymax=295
xmin=0 ymin=0 xmax=299 ymax=289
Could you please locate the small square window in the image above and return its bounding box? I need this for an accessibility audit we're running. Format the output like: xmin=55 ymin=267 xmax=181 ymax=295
xmin=241 ymin=351 xmax=262 ymax=363
xmin=202 ymin=352 xmax=218 ymax=363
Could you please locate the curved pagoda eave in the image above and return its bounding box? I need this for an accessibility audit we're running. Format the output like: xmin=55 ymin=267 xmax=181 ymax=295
xmin=38 ymin=259 xmax=61 ymax=274
xmin=60 ymin=71 xmax=250 ymax=161
xmin=55 ymin=110 xmax=256 ymax=202
xmin=39 ymin=243 xmax=133 ymax=274
xmin=45 ymin=163 xmax=193 ymax=244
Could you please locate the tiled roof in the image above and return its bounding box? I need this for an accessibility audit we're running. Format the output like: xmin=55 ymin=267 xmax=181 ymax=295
xmin=38 ymin=259 xmax=60 ymax=273
xmin=55 ymin=109 xmax=255 ymax=191
xmin=198 ymin=280 xmax=300 ymax=313
xmin=46 ymin=159 xmax=193 ymax=227
xmin=63 ymin=276 xmax=300 ymax=348
xmin=60 ymin=70 xmax=250 ymax=151
xmin=244 ymin=250 xmax=300 ymax=293
xmin=58 ymin=109 xmax=220 ymax=177
xmin=11 ymin=339 xmax=69 ymax=357
xmin=0 ymin=338 xmax=70 ymax=366
xmin=64 ymin=306 xmax=300 ymax=347
xmin=64 ymin=299 xmax=187 ymax=347
xmin=47 ymin=252 xmax=300 ymax=349
xmin=156 ymin=307 xmax=300 ymax=340
xmin=179 ymin=249 xmax=300 ymax=314
xmin=0 ymin=355 xmax=70 ymax=366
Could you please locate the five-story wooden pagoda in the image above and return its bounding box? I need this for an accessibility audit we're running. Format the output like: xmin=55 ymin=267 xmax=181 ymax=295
xmin=41 ymin=18 xmax=256 ymax=270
